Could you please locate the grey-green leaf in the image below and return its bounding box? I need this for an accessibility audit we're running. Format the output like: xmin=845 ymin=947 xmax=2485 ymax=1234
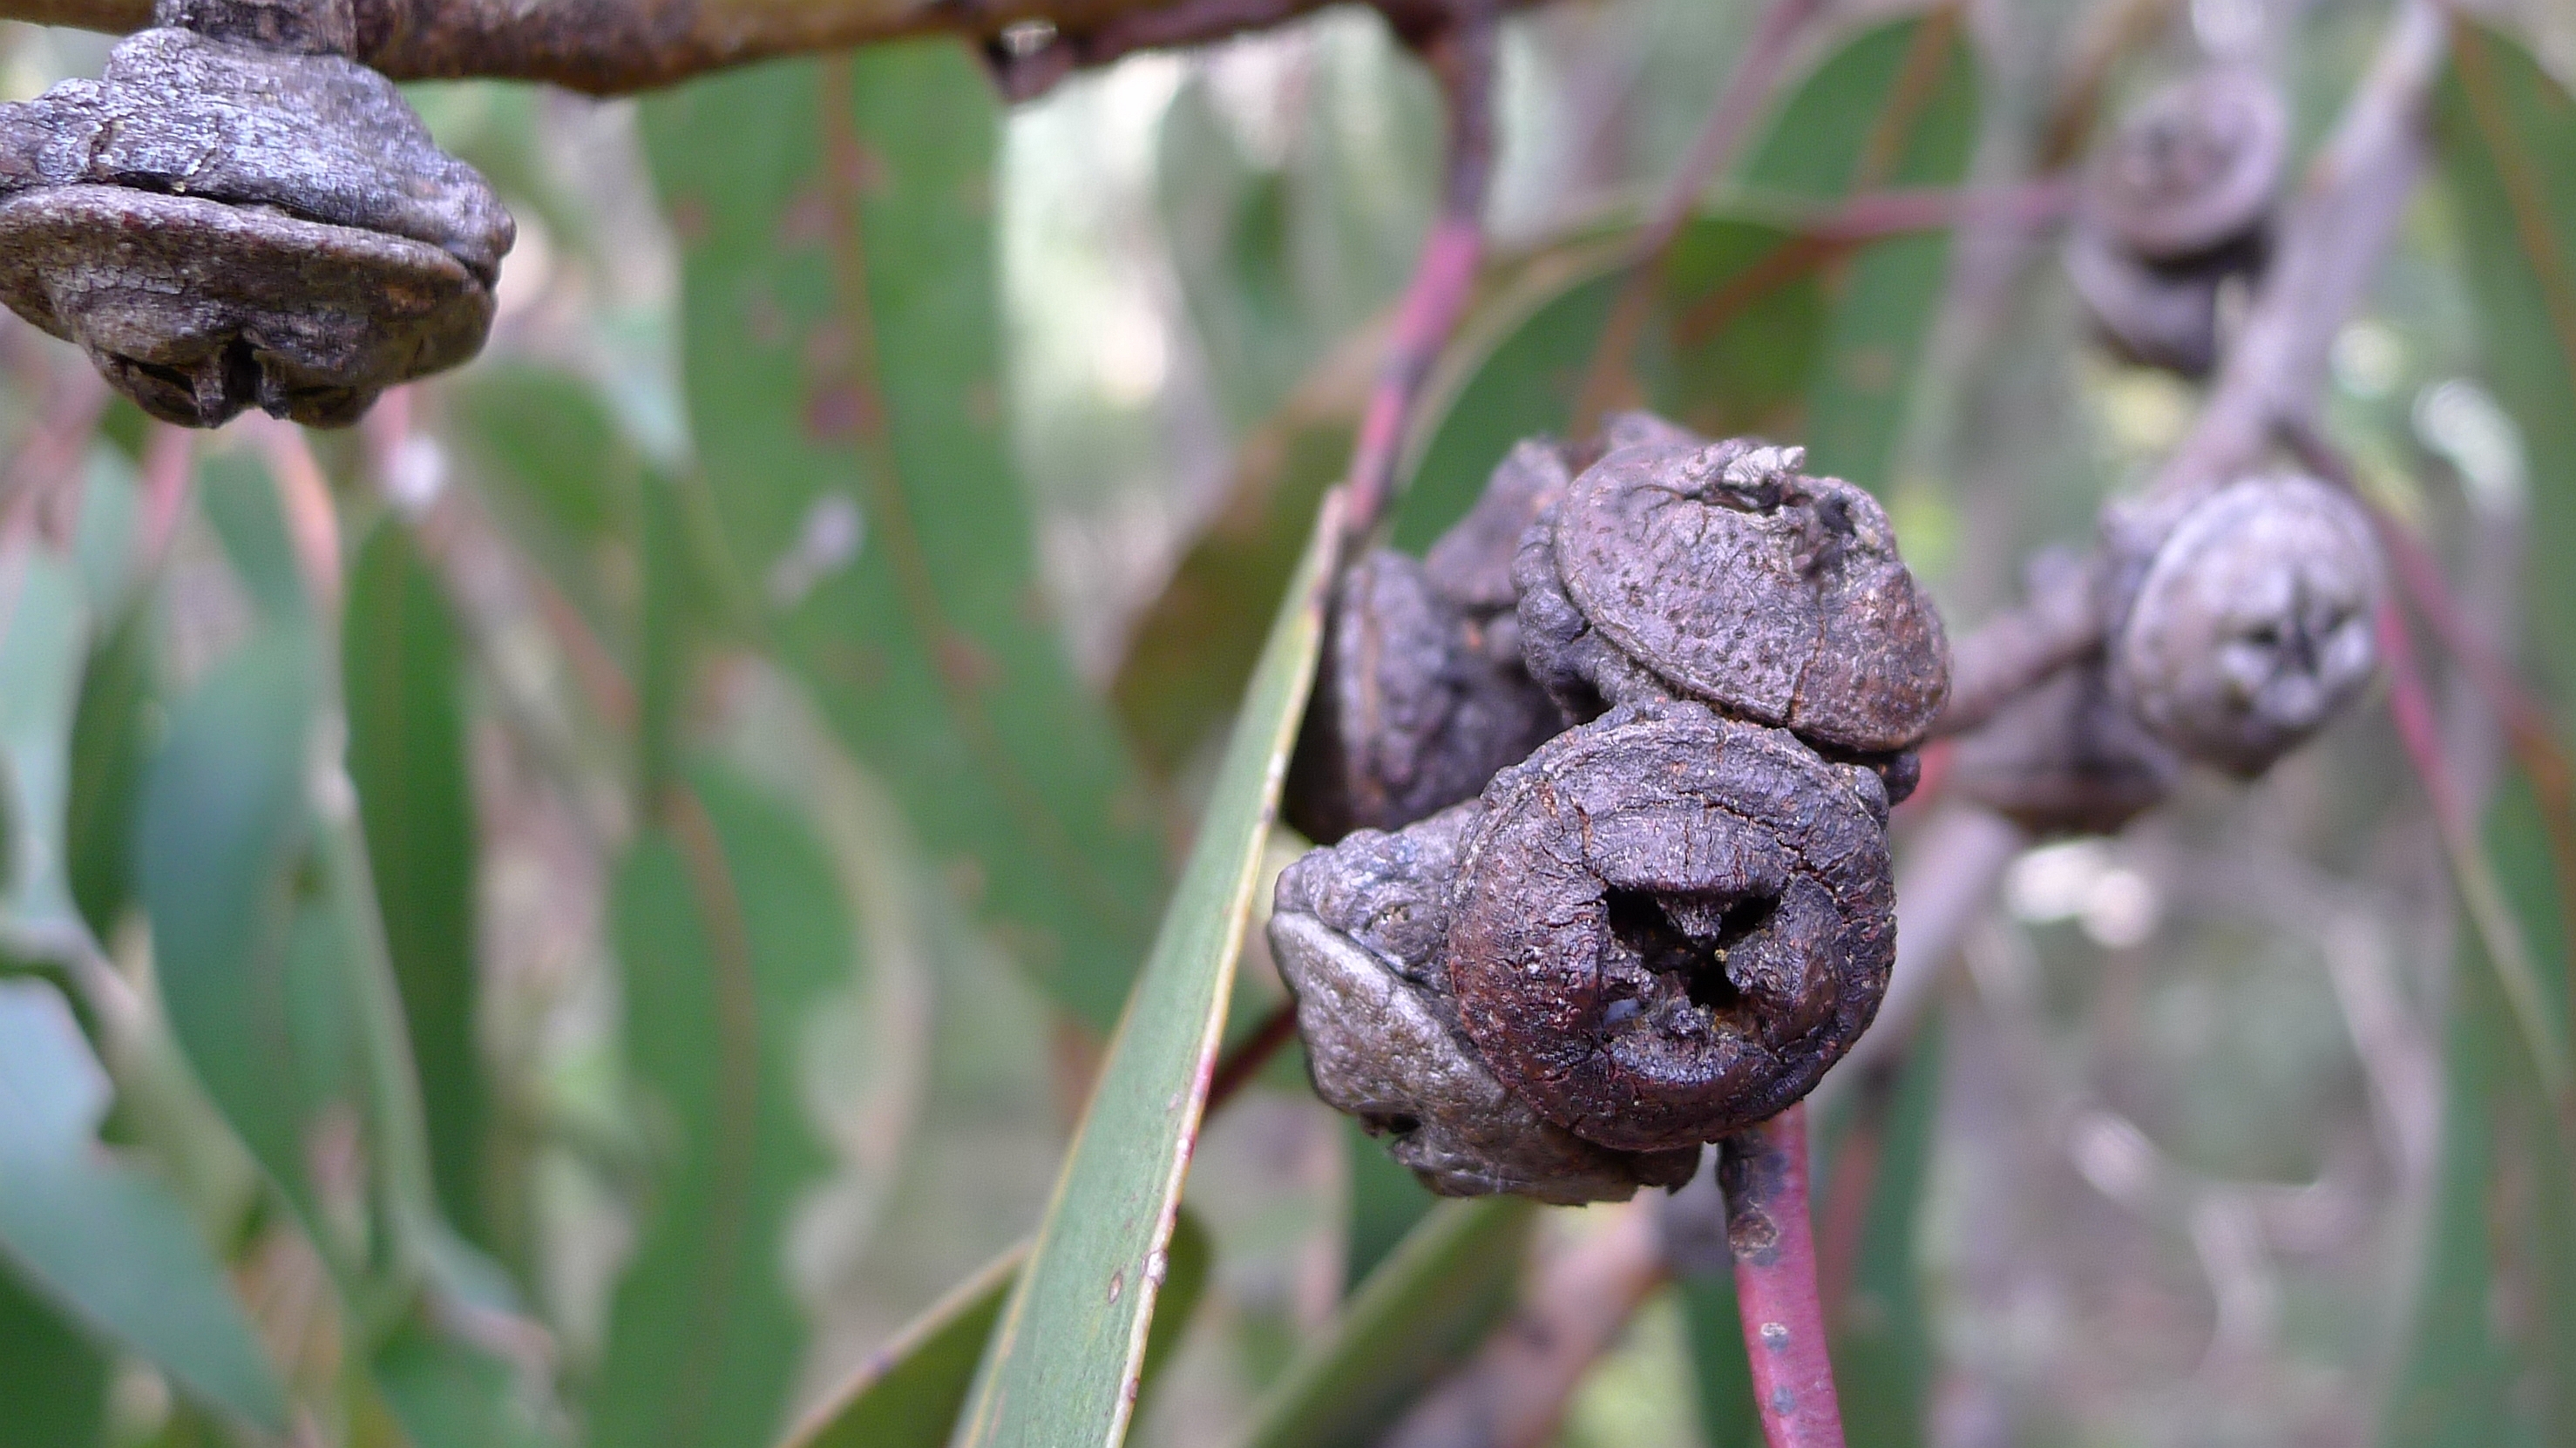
xmin=0 ymin=978 xmax=290 ymax=1431
xmin=641 ymin=40 xmax=1169 ymax=1034
xmin=952 ymin=494 xmax=1340 ymax=1448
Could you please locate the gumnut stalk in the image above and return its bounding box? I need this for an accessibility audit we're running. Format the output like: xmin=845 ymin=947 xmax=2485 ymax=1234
xmin=1949 ymin=550 xmax=2178 ymax=836
xmin=1514 ymin=432 xmax=1949 ymax=757
xmin=0 ymin=0 xmax=512 ymax=426
xmin=2109 ymin=472 xmax=2381 ymax=776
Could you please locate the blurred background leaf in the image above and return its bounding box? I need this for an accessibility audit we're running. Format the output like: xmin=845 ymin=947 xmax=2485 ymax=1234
xmin=642 ymin=40 xmax=1169 ymax=1037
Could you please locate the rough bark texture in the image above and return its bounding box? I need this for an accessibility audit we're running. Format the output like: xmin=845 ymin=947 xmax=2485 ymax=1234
xmin=1268 ymin=803 xmax=1699 ymax=1204
xmin=1445 ymin=701 xmax=1895 ymax=1154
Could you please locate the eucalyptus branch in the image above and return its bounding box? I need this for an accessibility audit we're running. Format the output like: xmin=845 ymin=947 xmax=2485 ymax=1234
xmin=0 ymin=0 xmax=1532 ymax=96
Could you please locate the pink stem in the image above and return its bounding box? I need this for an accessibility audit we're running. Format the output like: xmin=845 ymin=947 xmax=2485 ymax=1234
xmin=1342 ymin=214 xmax=1485 ymax=533
xmin=1720 ymin=1103 xmax=1846 ymax=1448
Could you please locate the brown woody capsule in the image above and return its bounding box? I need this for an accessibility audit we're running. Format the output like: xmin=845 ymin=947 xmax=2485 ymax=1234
xmin=2086 ymin=64 xmax=2288 ymax=264
xmin=1268 ymin=804 xmax=1700 ymax=1203
xmin=2110 ymin=473 xmax=2381 ymax=777
xmin=2064 ymin=227 xmax=2226 ymax=378
xmin=1422 ymin=436 xmax=1581 ymax=612
xmin=1514 ymin=434 xmax=1950 ymax=754
xmin=1283 ymin=548 xmax=1564 ymax=842
xmin=1950 ymin=658 xmax=2179 ymax=836
xmin=0 ymin=5 xmax=511 ymax=426
xmin=1445 ymin=701 xmax=1896 ymax=1153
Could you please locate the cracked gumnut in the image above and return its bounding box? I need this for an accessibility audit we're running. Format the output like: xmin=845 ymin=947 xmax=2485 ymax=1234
xmin=1513 ymin=431 xmax=1949 ymax=754
xmin=1267 ymin=803 xmax=1700 ymax=1203
xmin=0 ymin=0 xmax=512 ymax=426
xmin=2108 ymin=472 xmax=2382 ymax=777
xmin=1444 ymin=700 xmax=1896 ymax=1154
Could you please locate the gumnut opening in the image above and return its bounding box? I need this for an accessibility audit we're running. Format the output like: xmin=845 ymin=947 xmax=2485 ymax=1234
xmin=0 ymin=14 xmax=512 ymax=426
xmin=1444 ymin=700 xmax=1896 ymax=1153
xmin=2111 ymin=472 xmax=2381 ymax=776
xmin=1513 ymin=430 xmax=1950 ymax=754
xmin=1267 ymin=804 xmax=1700 ymax=1203
xmin=2086 ymin=64 xmax=2288 ymax=264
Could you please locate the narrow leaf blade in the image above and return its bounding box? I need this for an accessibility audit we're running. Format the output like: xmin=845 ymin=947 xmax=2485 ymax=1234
xmin=954 ymin=494 xmax=1342 ymax=1448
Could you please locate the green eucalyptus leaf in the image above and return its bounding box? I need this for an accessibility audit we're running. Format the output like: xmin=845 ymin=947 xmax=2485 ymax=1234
xmin=345 ymin=519 xmax=488 ymax=1245
xmin=0 ymin=1264 xmax=107 ymax=1448
xmin=137 ymin=626 xmax=322 ymax=1192
xmin=0 ymin=978 xmax=289 ymax=1432
xmin=593 ymin=762 xmax=858 ymax=1448
xmin=2435 ymin=19 xmax=2576 ymax=699
xmin=952 ymin=495 xmax=1339 ymax=1448
xmin=1229 ymin=1196 xmax=1537 ymax=1448
xmin=1741 ymin=7 xmax=1980 ymax=486
xmin=643 ymin=42 xmax=1168 ymax=1034
xmin=0 ymin=551 xmax=92 ymax=957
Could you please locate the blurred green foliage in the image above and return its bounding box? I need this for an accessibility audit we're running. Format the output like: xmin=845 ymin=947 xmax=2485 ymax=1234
xmin=0 ymin=3 xmax=2570 ymax=1447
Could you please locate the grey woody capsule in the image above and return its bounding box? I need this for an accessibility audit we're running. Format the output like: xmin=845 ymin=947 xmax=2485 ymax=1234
xmin=2064 ymin=227 xmax=2228 ymax=379
xmin=1952 ymin=657 xmax=2179 ymax=836
xmin=2111 ymin=473 xmax=2382 ymax=777
xmin=2087 ymin=64 xmax=2288 ymax=264
xmin=0 ymin=8 xmax=512 ymax=426
xmin=1514 ymin=432 xmax=1950 ymax=754
xmin=1267 ymin=803 xmax=1700 ymax=1204
xmin=1444 ymin=701 xmax=1896 ymax=1153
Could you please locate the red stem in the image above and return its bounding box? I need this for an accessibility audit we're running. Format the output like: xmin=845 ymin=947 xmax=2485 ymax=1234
xmin=1340 ymin=5 xmax=1499 ymax=538
xmin=1720 ymin=1103 xmax=1846 ymax=1448
xmin=1205 ymin=998 xmax=1297 ymax=1114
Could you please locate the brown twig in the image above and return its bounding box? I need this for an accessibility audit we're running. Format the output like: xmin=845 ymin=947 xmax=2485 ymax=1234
xmin=1204 ymin=998 xmax=1296 ymax=1113
xmin=1341 ymin=3 xmax=1499 ymax=540
xmin=1570 ymin=0 xmax=1834 ymax=431
xmin=3 ymin=0 xmax=1535 ymax=97
xmin=1929 ymin=585 xmax=2101 ymax=739
xmin=1719 ymin=1104 xmax=1843 ymax=1448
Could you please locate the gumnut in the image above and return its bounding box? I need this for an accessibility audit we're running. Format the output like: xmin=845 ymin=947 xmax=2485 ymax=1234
xmin=1267 ymin=803 xmax=1700 ymax=1203
xmin=2108 ymin=472 xmax=2381 ymax=777
xmin=2063 ymin=227 xmax=2232 ymax=378
xmin=1282 ymin=545 xmax=1564 ymax=842
xmin=1444 ymin=700 xmax=1896 ymax=1153
xmin=2085 ymin=63 xmax=2288 ymax=265
xmin=1951 ymin=657 xmax=2179 ymax=836
xmin=0 ymin=0 xmax=512 ymax=426
xmin=1513 ymin=431 xmax=1950 ymax=755
xmin=2066 ymin=64 xmax=2284 ymax=377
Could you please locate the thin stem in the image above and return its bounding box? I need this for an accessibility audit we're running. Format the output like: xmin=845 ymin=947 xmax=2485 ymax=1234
xmin=1720 ymin=1104 xmax=1845 ymax=1448
xmin=2282 ymin=417 xmax=2576 ymax=1050
xmin=2376 ymin=601 xmax=2573 ymax=1104
xmin=1205 ymin=998 xmax=1296 ymax=1113
xmin=1340 ymin=3 xmax=1500 ymax=540
xmin=1570 ymin=0 xmax=1832 ymax=431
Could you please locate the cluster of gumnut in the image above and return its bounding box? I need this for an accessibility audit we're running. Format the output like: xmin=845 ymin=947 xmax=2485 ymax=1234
xmin=1268 ymin=414 xmax=1950 ymax=1204
xmin=2064 ymin=62 xmax=2288 ymax=377
xmin=1946 ymin=59 xmax=2385 ymax=836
